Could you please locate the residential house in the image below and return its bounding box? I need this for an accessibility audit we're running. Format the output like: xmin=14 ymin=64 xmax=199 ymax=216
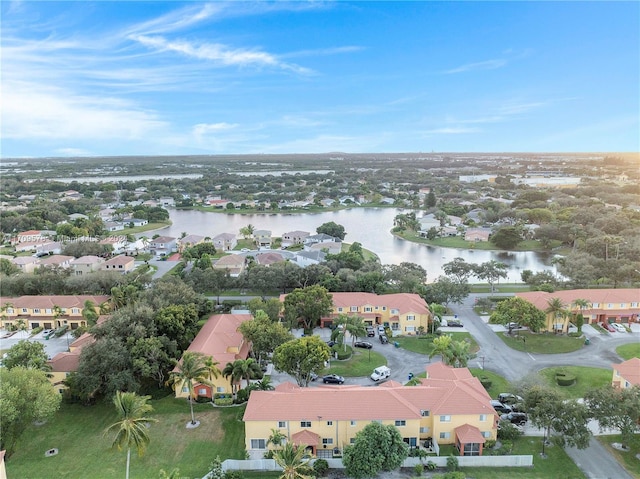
xmin=70 ymin=255 xmax=105 ymax=275
xmin=212 ymin=233 xmax=237 ymax=252
xmin=99 ymin=236 xmax=128 ymax=254
xmin=174 ymin=314 xmax=252 ymax=400
xmin=104 ymin=221 xmax=125 ymax=232
xmin=516 ymin=289 xmax=640 ymax=332
xmin=213 ymin=254 xmax=246 ymax=277
xmin=0 ymin=295 xmax=109 ymax=330
xmin=304 ymin=234 xmax=341 ymax=250
xmin=254 ymin=230 xmax=272 ymax=249
xmin=37 ymin=255 xmax=75 ymax=269
xmin=282 ymin=231 xmax=310 ymax=247
xmin=14 ymin=240 xmax=51 ymax=253
xmin=98 ymin=208 xmax=117 ymax=221
xmin=15 ymin=230 xmax=45 ymax=243
xmin=149 ymin=236 xmax=177 ymax=256
xmin=11 ymin=256 xmax=40 ymax=273
xmin=178 ymin=234 xmax=206 ymax=252
xmin=124 ymin=238 xmax=149 ymax=255
xmin=464 ymin=228 xmax=491 ymax=242
xmin=295 ymin=250 xmax=327 ymax=267
xmin=48 ymin=330 xmax=99 ymax=394
xmin=243 ymin=363 xmax=497 ymax=459
xmin=308 ymin=241 xmax=342 ymax=255
xmin=123 ymin=217 xmax=148 ymax=227
xmin=158 ymin=197 xmax=176 ymax=207
xmin=68 ymin=213 xmax=89 ymax=221
xmin=255 ymin=252 xmax=287 ymax=266
xmin=102 ymin=255 xmax=135 ymax=274
xmin=206 ymin=199 xmax=233 ymax=208
xmin=611 ymin=358 xmax=640 ymax=389
xmin=35 ymin=241 xmax=63 ymax=256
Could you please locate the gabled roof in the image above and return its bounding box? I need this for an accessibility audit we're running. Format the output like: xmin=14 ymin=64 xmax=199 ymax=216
xmin=184 ymin=314 xmax=252 ymax=366
xmin=0 ymin=295 xmax=110 ymax=310
xmin=48 ymin=351 xmax=80 ymax=372
xmin=291 ymin=430 xmax=320 ymax=446
xmin=212 ymin=233 xmax=236 ymax=241
xmin=151 ymin=236 xmax=176 ymax=243
xmin=103 ymin=255 xmax=135 ymax=266
xmin=215 ymin=254 xmax=246 ymax=267
xmin=517 ymin=289 xmax=640 ymax=311
xmin=328 ymin=292 xmax=431 ymax=316
xmin=255 ymin=252 xmax=287 ymax=266
xmin=70 ymin=255 xmax=103 ymax=265
xmin=455 ymin=424 xmax=486 ymax=444
xmin=613 ymin=358 xmax=640 ymax=386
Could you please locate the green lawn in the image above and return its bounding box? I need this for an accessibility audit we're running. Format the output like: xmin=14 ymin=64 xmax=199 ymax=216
xmin=617 ymin=343 xmax=640 ymax=360
xmin=469 ymin=368 xmax=512 ymax=399
xmin=394 ymin=332 xmax=479 ymax=356
xmin=323 ymin=348 xmax=387 ymax=377
xmin=538 ymin=366 xmax=613 ymax=399
xmin=5 ymin=397 xmax=247 ymax=479
xmin=462 ymin=436 xmax=586 ymax=479
xmin=123 ymin=221 xmax=172 ymax=235
xmin=498 ymin=331 xmax=585 ymax=354
xmin=597 ymin=434 xmax=640 ymax=478
xmin=393 ymin=231 xmax=559 ymax=252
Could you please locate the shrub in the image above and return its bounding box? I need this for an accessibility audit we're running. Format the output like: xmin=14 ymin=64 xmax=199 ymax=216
xmin=214 ymin=393 xmax=231 ymax=399
xmin=500 ymin=440 xmax=513 ymax=453
xmin=479 ymin=376 xmax=492 ymax=389
xmin=484 ymin=439 xmax=496 ymax=449
xmin=446 ymin=455 xmax=459 ymax=472
xmin=263 ymin=450 xmax=275 ymax=459
xmin=537 ymin=283 xmax=555 ymax=293
xmin=555 ymin=370 xmax=576 ymax=386
xmin=568 ymin=332 xmax=582 ymax=337
xmin=195 ymin=395 xmax=211 ymax=404
xmin=442 ymin=472 xmax=466 ymax=479
xmin=497 ymin=421 xmax=523 ymax=441
xmin=54 ymin=325 xmax=68 ymax=337
xmin=223 ymin=471 xmax=244 ymax=479
xmin=235 ymin=388 xmax=250 ymax=403
xmin=312 ymin=458 xmax=329 ymax=477
xmin=425 ymin=460 xmax=437 ymax=471
xmin=214 ymin=397 xmax=233 ymax=406
xmin=414 ymin=463 xmax=424 ymax=476
xmin=333 ymin=345 xmax=352 ymax=360
xmin=30 ymin=326 xmax=43 ymax=335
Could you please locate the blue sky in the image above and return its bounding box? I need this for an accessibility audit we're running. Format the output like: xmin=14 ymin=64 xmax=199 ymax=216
xmin=2 ymin=1 xmax=638 ymax=158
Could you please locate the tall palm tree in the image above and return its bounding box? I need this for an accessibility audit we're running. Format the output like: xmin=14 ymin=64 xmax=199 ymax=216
xmin=237 ymin=358 xmax=262 ymax=389
xmin=82 ymin=300 xmax=99 ymax=326
xmin=334 ymin=314 xmax=367 ymax=351
xmin=222 ymin=360 xmax=244 ymax=394
xmin=545 ymin=297 xmax=568 ymax=332
xmin=104 ymin=391 xmax=157 ymax=479
xmin=273 ymin=442 xmax=313 ymax=479
xmin=168 ymin=352 xmax=213 ymax=425
xmin=571 ymin=298 xmax=591 ymax=333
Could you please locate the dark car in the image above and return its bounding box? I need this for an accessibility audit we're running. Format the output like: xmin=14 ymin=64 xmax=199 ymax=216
xmin=498 ymin=393 xmax=524 ymax=405
xmin=490 ymin=400 xmax=513 ymax=414
xmin=326 ymin=340 xmax=336 ymax=347
xmin=379 ymin=334 xmax=389 ymax=344
xmin=366 ymin=327 xmax=375 ymax=337
xmin=500 ymin=412 xmax=528 ymax=426
xmin=354 ymin=341 xmax=373 ymax=349
xmin=322 ymin=374 xmax=345 ymax=384
xmin=446 ymin=319 xmax=463 ymax=327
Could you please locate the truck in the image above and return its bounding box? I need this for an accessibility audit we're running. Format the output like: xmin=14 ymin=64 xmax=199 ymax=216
xmin=370 ymin=365 xmax=391 ymax=381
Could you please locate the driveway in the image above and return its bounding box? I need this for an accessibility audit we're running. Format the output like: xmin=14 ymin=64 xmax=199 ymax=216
xmin=0 ymin=329 xmax=74 ymax=359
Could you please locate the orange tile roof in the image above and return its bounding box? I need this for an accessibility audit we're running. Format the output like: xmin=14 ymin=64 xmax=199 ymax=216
xmin=215 ymin=255 xmax=246 ymax=267
xmin=244 ymin=365 xmax=495 ymax=422
xmin=37 ymin=255 xmax=75 ymax=266
xmin=613 ymin=358 xmax=640 ymax=386
xmin=455 ymin=424 xmax=486 ymax=444
xmin=517 ymin=289 xmax=640 ymax=312
xmin=48 ymin=351 xmax=80 ymax=372
xmin=184 ymin=314 xmax=252 ymax=365
xmin=291 ymin=430 xmax=320 ymax=446
xmin=0 ymin=295 xmax=110 ymax=310
xmin=279 ymin=292 xmax=431 ymax=316
xmin=103 ymin=255 xmax=135 ymax=266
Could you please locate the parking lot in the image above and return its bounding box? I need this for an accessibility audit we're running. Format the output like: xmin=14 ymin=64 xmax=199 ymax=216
xmin=0 ymin=329 xmax=75 ymax=359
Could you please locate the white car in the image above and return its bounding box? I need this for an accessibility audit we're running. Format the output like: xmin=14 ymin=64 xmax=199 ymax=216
xmin=611 ymin=323 xmax=626 ymax=333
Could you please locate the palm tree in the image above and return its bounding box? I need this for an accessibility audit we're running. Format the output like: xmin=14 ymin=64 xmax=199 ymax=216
xmin=571 ymin=298 xmax=591 ymax=333
xmin=545 ymin=297 xmax=568 ymax=333
xmin=222 ymin=360 xmax=244 ymax=394
xmin=448 ymin=339 xmax=471 ymax=368
xmin=204 ymin=356 xmax=221 ymax=384
xmin=168 ymin=352 xmax=213 ymax=426
xmin=334 ymin=314 xmax=367 ymax=351
xmin=267 ymin=428 xmax=287 ymax=450
xmin=254 ymin=375 xmax=275 ymax=391
xmin=104 ymin=391 xmax=157 ymax=479
xmin=224 ymin=359 xmax=262 ymax=391
xmin=82 ymin=300 xmax=99 ymax=327
xmin=273 ymin=442 xmax=313 ymax=479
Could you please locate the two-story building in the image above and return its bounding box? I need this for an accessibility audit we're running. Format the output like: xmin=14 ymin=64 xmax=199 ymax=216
xmin=611 ymin=358 xmax=640 ymax=389
xmin=212 ymin=233 xmax=237 ymax=252
xmin=0 ymin=295 xmax=109 ymax=330
xmin=178 ymin=234 xmax=206 ymax=252
xmin=149 ymin=236 xmax=177 ymax=256
xmin=70 ymin=255 xmax=105 ymax=275
xmin=174 ymin=314 xmax=252 ymax=400
xmin=213 ymin=254 xmax=247 ymax=277
xmin=254 ymin=230 xmax=272 ymax=249
xmin=516 ymin=289 xmax=640 ymax=332
xmin=37 ymin=255 xmax=75 ymax=269
xmin=101 ymin=255 xmax=135 ymax=274
xmin=243 ymin=363 xmax=497 ymax=459
xmin=281 ymin=292 xmax=432 ymax=336
xmin=281 ymin=231 xmax=310 ymax=247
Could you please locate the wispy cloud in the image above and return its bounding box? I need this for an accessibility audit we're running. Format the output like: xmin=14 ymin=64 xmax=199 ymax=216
xmin=281 ymin=46 xmax=364 ymax=59
xmin=423 ymin=127 xmax=480 ymax=134
xmin=129 ymin=34 xmax=313 ymax=74
xmin=443 ymin=58 xmax=507 ymax=74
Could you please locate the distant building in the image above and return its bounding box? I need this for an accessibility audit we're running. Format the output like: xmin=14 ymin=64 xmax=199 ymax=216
xmin=611 ymin=358 xmax=640 ymax=389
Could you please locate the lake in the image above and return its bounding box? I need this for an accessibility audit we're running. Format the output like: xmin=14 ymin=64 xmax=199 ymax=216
xmin=49 ymin=174 xmax=203 ymax=184
xmin=155 ymin=207 xmax=557 ymax=282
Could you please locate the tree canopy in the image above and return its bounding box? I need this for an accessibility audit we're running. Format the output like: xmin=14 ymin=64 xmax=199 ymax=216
xmin=585 ymin=385 xmax=640 ymax=447
xmin=342 ymin=422 xmax=408 ymax=478
xmin=283 ymin=285 xmax=333 ymax=332
xmin=272 ymin=336 xmax=330 ymax=387
xmin=489 ymin=297 xmax=546 ymax=332
xmin=2 ymin=340 xmax=50 ymax=372
xmin=316 ymin=221 xmax=346 ymax=240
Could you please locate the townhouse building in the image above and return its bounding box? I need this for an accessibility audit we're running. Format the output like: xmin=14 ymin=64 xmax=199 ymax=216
xmin=611 ymin=358 xmax=640 ymax=389
xmin=243 ymin=363 xmax=498 ymax=459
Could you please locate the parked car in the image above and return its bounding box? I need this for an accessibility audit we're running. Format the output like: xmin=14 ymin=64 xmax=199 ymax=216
xmin=309 ymin=372 xmax=318 ymax=382
xmin=611 ymin=323 xmax=626 ymax=333
xmin=500 ymin=412 xmax=528 ymax=426
xmin=326 ymin=340 xmax=336 ymax=347
xmin=507 ymin=322 xmax=521 ymax=330
xmin=354 ymin=341 xmax=373 ymax=349
xmin=490 ymin=400 xmax=513 ymax=414
xmin=379 ymin=334 xmax=389 ymax=344
xmin=600 ymin=322 xmax=616 ymax=333
xmin=446 ymin=319 xmax=463 ymax=327
xmin=366 ymin=326 xmax=375 ymax=337
xmin=0 ymin=331 xmax=17 ymax=339
xmin=43 ymin=329 xmax=55 ymax=339
xmin=240 ymin=248 xmax=250 ymax=252
xmin=377 ymin=325 xmax=386 ymax=335
xmin=498 ymin=393 xmax=524 ymax=404
xmin=370 ymin=365 xmax=391 ymax=381
xmin=322 ymin=374 xmax=345 ymax=384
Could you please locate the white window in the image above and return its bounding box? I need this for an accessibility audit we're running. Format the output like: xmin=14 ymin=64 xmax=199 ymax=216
xmin=407 ymin=315 xmax=415 ymax=321
xmin=182 ymin=386 xmax=189 ymax=393
xmin=327 ymin=421 xmax=333 ymax=426
xmin=382 ymin=307 xmax=387 ymax=311
xmin=439 ymin=432 xmax=450 ymax=439
xmin=404 ymin=326 xmax=415 ymax=332
xmin=34 ymin=308 xmax=41 ymax=313
xmin=322 ymin=438 xmax=333 ymax=445
xmin=365 ymin=307 xmax=372 ymax=312
xmin=198 ymin=388 xmax=207 ymax=395
xmin=480 ymin=414 xmax=487 ymax=422
xmin=391 ymin=308 xmax=399 ymax=314
xmin=625 ymin=381 xmax=630 ymax=388
xmin=482 ymin=431 xmax=492 ymax=438
xmin=6 ymin=308 xmax=13 ymax=314
xmin=72 ymin=308 xmax=80 ymax=314
xmin=607 ymin=303 xmax=613 ymax=308
xmin=395 ymin=420 xmax=406 ymax=426
xmin=45 ymin=309 xmax=52 ymax=314
xmin=337 ymin=307 xmax=343 ymax=312
xmin=350 ymin=420 xmax=356 ymax=426
xmin=278 ymin=421 xmax=287 ymax=428
xmin=375 ymin=306 xmax=379 ymax=310
xmin=21 ymin=308 xmax=27 ymax=313
xmin=440 ymin=415 xmax=451 ymax=422
xmin=632 ymin=302 xmax=638 ymax=308
xmin=620 ymin=303 xmax=626 ymax=308
xmin=420 ymin=410 xmax=430 ymax=417
xmin=350 ymin=438 xmax=356 ymax=444
xmin=250 ymin=439 xmax=266 ymax=449
xmin=420 ymin=427 xmax=430 ymax=433
xmin=216 ymin=387 xmax=225 ymax=393
xmin=350 ymin=306 xmax=358 ymax=312
xmin=301 ymin=421 xmax=311 ymax=427
xmin=391 ymin=323 xmax=399 ymax=330
xmin=592 ymin=303 xmax=599 ymax=308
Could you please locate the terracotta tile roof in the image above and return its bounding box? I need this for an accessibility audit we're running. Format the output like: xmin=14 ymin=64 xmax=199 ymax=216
xmin=0 ymin=295 xmax=110 ymax=310
xmin=613 ymin=358 xmax=640 ymax=386
xmin=183 ymin=314 xmax=252 ymax=366
xmin=103 ymin=255 xmax=135 ymax=266
xmin=152 ymin=236 xmax=176 ymax=243
xmin=69 ymin=332 xmax=96 ymax=351
xmin=455 ymin=424 xmax=486 ymax=444
xmin=18 ymin=230 xmax=42 ymax=236
xmin=48 ymin=351 xmax=80 ymax=372
xmin=517 ymin=289 xmax=640 ymax=312
xmin=38 ymin=255 xmax=74 ymax=266
xmin=291 ymin=430 xmax=320 ymax=446
xmin=331 ymin=292 xmax=431 ymax=315
xmin=215 ymin=255 xmax=246 ymax=267
xmin=255 ymin=252 xmax=286 ymax=265
xmin=12 ymin=257 xmax=40 ymax=265
xmin=70 ymin=255 xmax=104 ymax=265
xmin=244 ymin=365 xmax=495 ymax=422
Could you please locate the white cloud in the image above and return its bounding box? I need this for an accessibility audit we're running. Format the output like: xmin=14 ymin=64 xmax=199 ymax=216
xmin=55 ymin=147 xmax=92 ymax=156
xmin=423 ymin=127 xmax=480 ymax=134
xmin=443 ymin=59 xmax=507 ymax=74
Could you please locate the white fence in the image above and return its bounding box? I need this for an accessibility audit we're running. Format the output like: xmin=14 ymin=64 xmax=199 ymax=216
xmin=220 ymin=455 xmax=533 ymax=472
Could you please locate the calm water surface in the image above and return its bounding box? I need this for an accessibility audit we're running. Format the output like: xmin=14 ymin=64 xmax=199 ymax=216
xmin=159 ymin=208 xmax=557 ymax=282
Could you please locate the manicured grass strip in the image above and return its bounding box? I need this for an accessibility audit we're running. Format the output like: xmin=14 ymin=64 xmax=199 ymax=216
xmin=497 ymin=331 xmax=585 ymax=354
xmin=597 ymin=434 xmax=640 ymax=478
xmin=394 ymin=332 xmax=479 ymax=356
xmin=469 ymin=368 xmax=512 ymax=400
xmin=5 ymin=397 xmax=246 ymax=479
xmin=462 ymin=436 xmax=586 ymax=479
xmin=538 ymin=366 xmax=613 ymax=399
xmin=616 ymin=343 xmax=640 ymax=360
xmin=323 ymin=349 xmax=387 ymax=377
xmin=393 ymin=231 xmax=558 ymax=252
